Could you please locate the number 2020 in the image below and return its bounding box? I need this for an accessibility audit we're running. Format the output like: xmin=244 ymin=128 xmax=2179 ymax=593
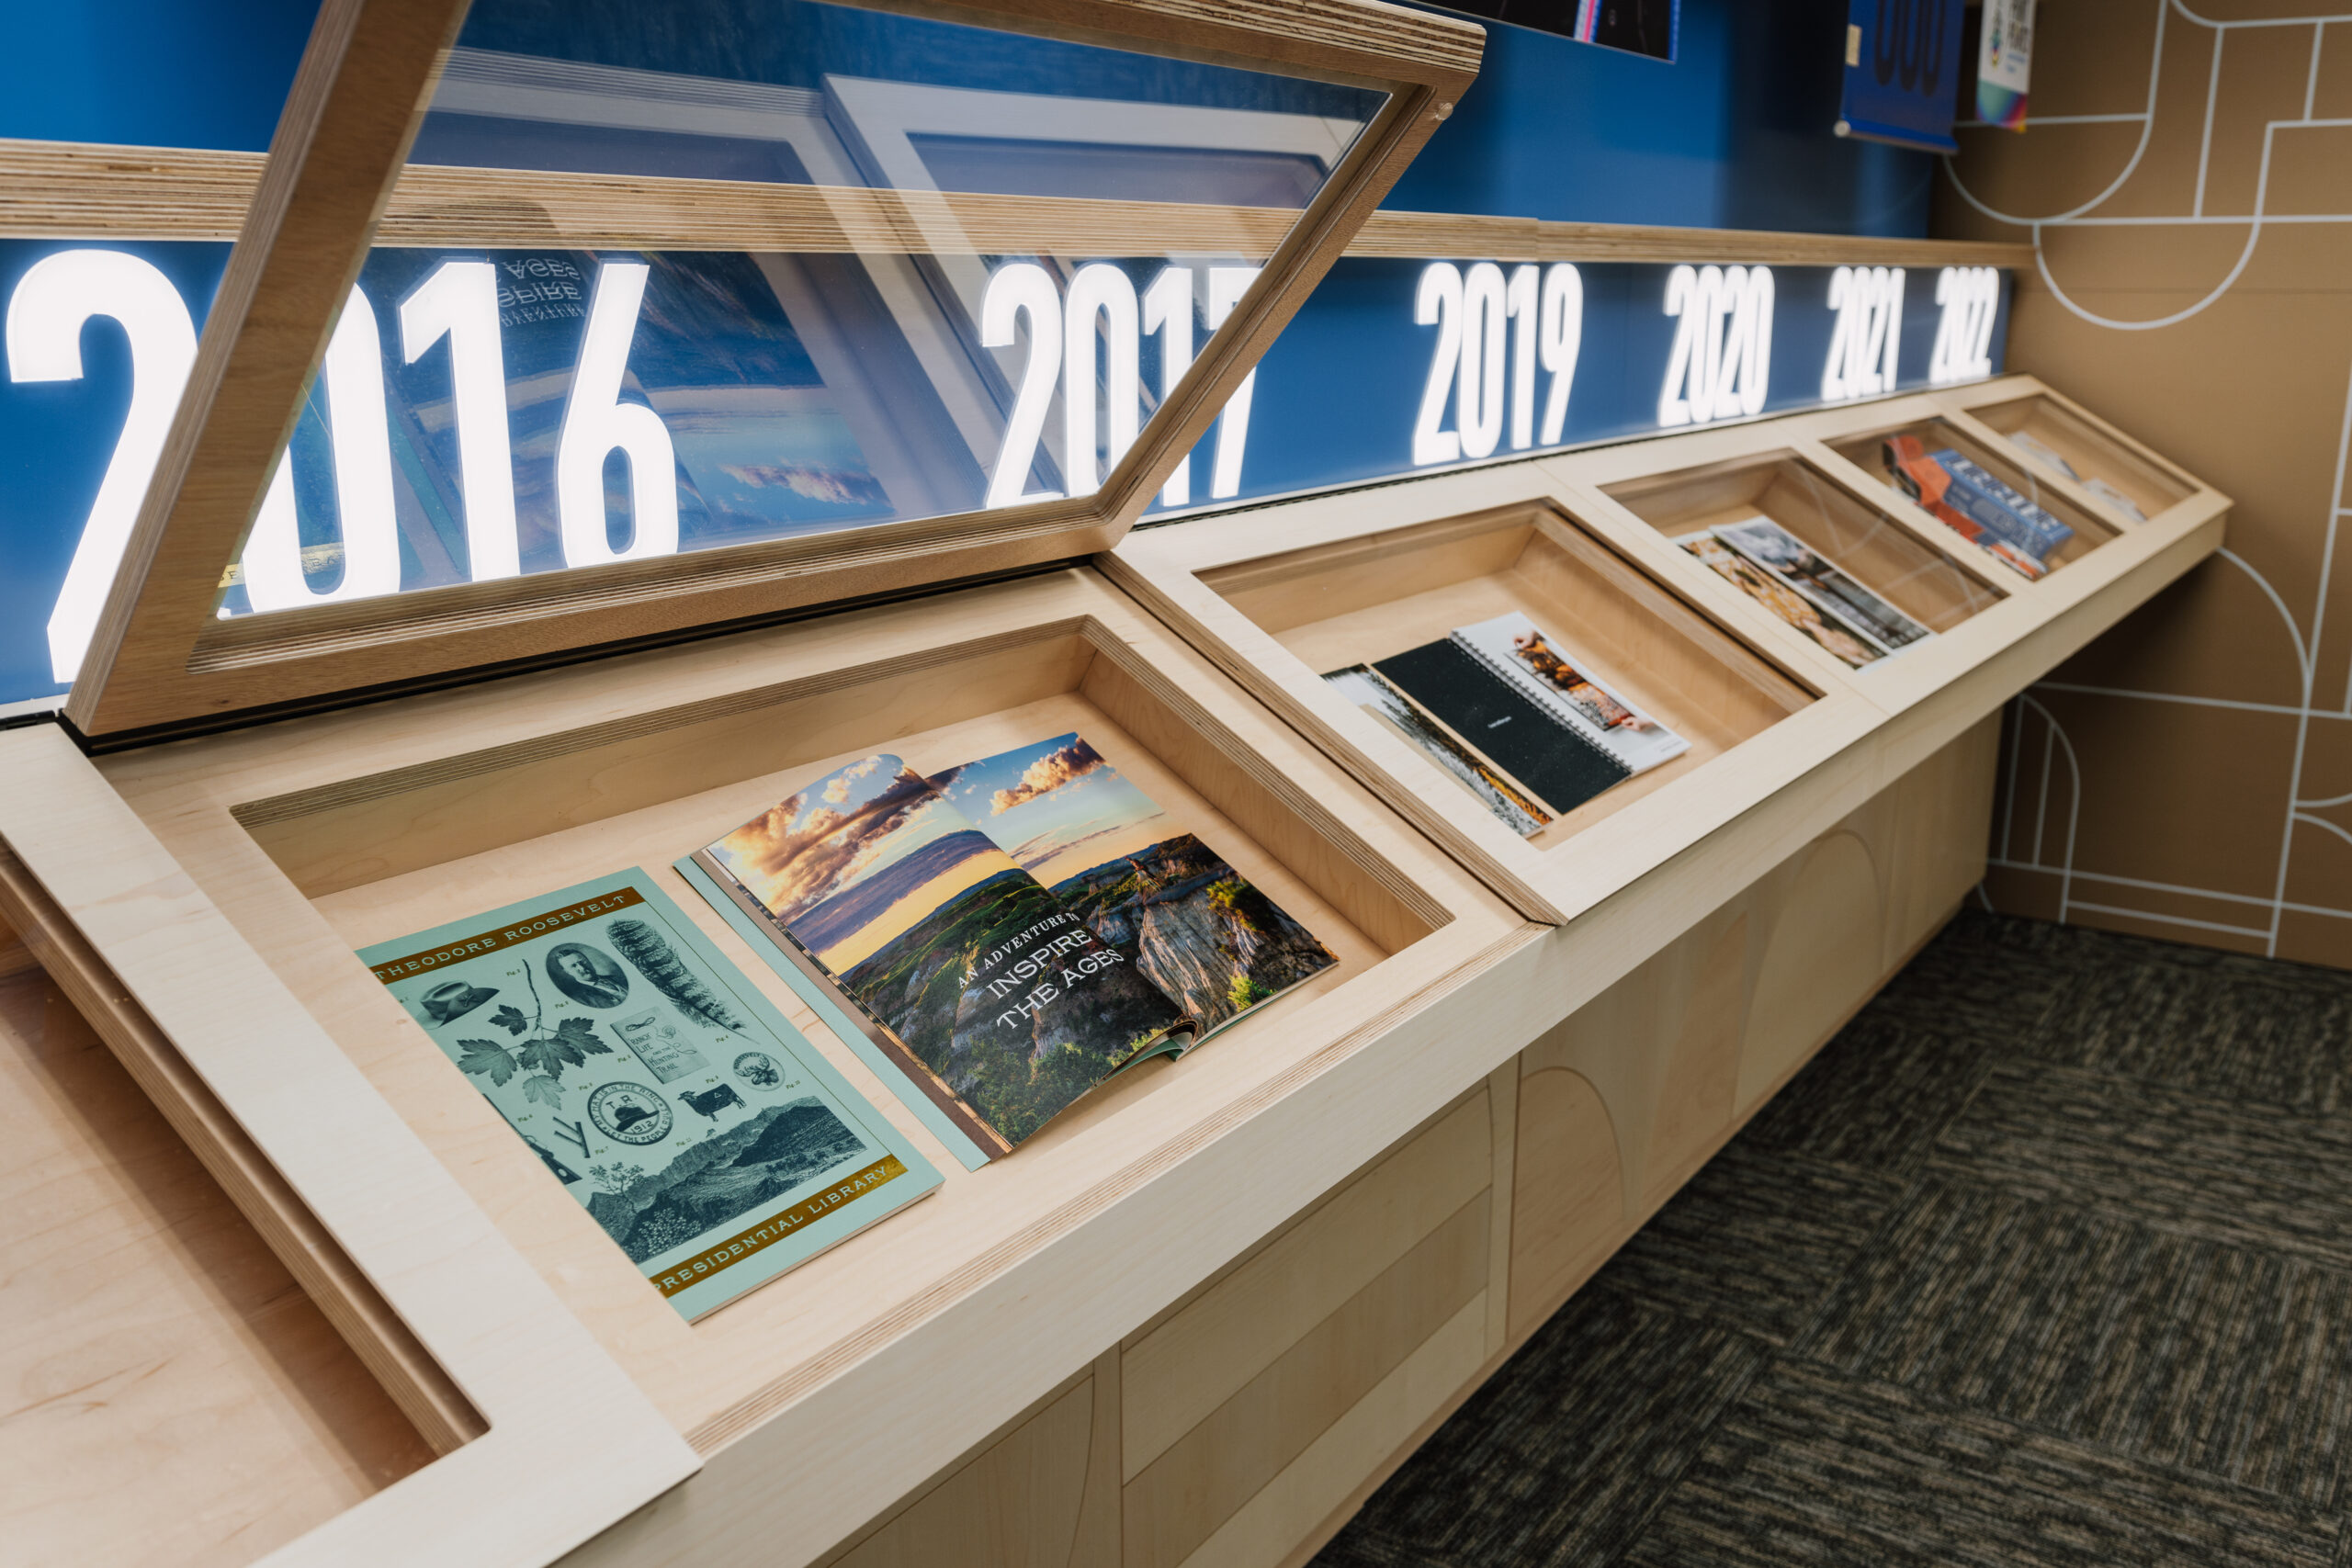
xmin=1658 ymin=263 xmax=1774 ymax=428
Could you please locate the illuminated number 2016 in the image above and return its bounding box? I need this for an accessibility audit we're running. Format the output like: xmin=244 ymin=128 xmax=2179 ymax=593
xmin=980 ymin=262 xmax=1260 ymax=510
xmin=1928 ymin=266 xmax=1998 ymax=386
xmin=1659 ymin=264 xmax=1774 ymax=428
xmin=1412 ymin=261 xmax=1583 ymax=468
xmin=5 ymin=250 xmax=198 ymax=682
xmin=1820 ymin=265 xmax=1905 ymax=403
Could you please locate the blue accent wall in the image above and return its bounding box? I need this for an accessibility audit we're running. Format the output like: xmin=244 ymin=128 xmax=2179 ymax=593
xmin=2 ymin=0 xmax=1930 ymax=234
xmin=1387 ymin=0 xmax=1933 ymax=235
xmin=1 ymin=0 xmax=320 ymax=152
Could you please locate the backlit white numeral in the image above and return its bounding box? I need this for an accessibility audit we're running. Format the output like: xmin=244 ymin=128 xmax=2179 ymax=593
xmin=981 ymin=262 xmax=1257 ymax=510
xmin=400 ymin=260 xmax=521 ymax=581
xmin=1659 ymin=264 xmax=1773 ymax=428
xmin=1820 ymin=265 xmax=1905 ymax=403
xmin=1928 ymin=266 xmax=1999 ymax=385
xmin=1413 ymin=261 xmax=1584 ymax=468
xmin=5 ymin=250 xmax=197 ymax=682
xmin=556 ymin=261 xmax=680 ymax=566
xmin=241 ymin=285 xmax=403 ymax=613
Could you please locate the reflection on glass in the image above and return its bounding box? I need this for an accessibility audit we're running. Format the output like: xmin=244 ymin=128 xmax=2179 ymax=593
xmin=215 ymin=0 xmax=1382 ymax=617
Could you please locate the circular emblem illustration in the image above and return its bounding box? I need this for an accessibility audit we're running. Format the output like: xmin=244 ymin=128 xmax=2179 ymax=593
xmin=733 ymin=1052 xmax=783 ymax=1090
xmin=588 ymin=1081 xmax=673 ymax=1145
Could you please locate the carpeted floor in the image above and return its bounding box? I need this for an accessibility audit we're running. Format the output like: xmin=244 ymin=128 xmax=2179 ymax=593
xmin=1312 ymin=909 xmax=2352 ymax=1568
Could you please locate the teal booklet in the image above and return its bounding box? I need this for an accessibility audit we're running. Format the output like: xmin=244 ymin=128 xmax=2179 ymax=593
xmin=360 ymin=869 xmax=940 ymax=1321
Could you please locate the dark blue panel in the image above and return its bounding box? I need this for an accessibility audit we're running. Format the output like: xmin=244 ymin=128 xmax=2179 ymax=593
xmin=1387 ymin=0 xmax=1935 ymax=238
xmin=1838 ymin=0 xmax=1967 ymax=152
xmin=0 ymin=0 xmax=320 ymax=152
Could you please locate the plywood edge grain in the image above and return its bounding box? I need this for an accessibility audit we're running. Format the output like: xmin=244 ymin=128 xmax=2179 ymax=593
xmin=0 ymin=138 xmax=2032 ymax=271
xmin=0 ymin=723 xmax=698 ymax=1568
xmin=0 ymin=842 xmax=482 ymax=1454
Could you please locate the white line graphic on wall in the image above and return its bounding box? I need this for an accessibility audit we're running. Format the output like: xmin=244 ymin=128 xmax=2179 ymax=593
xmin=1955 ymin=0 xmax=2352 ymax=955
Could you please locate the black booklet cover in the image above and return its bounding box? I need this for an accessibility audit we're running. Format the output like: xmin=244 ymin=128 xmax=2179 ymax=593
xmin=1373 ymin=639 xmax=1632 ymax=816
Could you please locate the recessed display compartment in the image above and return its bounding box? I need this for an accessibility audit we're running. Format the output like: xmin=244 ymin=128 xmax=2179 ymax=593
xmin=1820 ymin=417 xmax=2120 ymax=577
xmin=1106 ymin=456 xmax=1907 ymax=927
xmin=1199 ymin=503 xmax=1813 ymax=850
xmin=89 ymin=567 xmax=1522 ymax=1547
xmin=0 ymin=957 xmax=435 ymax=1568
xmin=1603 ymin=449 xmax=2006 ymax=639
xmin=1960 ymin=389 xmax=2198 ymax=524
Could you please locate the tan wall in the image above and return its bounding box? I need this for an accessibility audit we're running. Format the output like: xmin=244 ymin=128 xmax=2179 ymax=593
xmin=1939 ymin=0 xmax=2352 ymax=967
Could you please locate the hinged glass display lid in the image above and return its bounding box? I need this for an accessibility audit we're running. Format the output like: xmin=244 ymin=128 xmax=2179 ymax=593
xmin=56 ymin=0 xmax=1480 ymax=740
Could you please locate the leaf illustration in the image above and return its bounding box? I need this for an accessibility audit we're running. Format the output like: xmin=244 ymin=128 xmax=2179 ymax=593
xmin=492 ymin=1004 xmax=530 ymax=1037
xmin=555 ymin=1015 xmax=611 ymax=1055
xmin=517 ymin=1035 xmax=578 ymax=1078
xmin=521 ymin=1074 xmax=563 ymax=1109
xmin=456 ymin=1038 xmax=517 ymax=1086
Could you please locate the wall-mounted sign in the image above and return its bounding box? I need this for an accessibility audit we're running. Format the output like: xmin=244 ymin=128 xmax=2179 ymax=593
xmin=1976 ymin=0 xmax=2035 ymax=130
xmin=1837 ymin=0 xmax=1966 ymax=152
xmin=1437 ymin=0 xmax=1678 ymax=61
xmin=0 ymin=238 xmax=2005 ymax=713
xmin=1190 ymin=254 xmax=2007 ymax=505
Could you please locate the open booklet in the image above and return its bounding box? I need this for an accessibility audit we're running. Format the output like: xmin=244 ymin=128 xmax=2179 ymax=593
xmin=687 ymin=733 xmax=1338 ymax=1156
xmin=1323 ymin=610 xmax=1689 ymax=840
xmin=1675 ymin=514 xmax=1932 ymax=670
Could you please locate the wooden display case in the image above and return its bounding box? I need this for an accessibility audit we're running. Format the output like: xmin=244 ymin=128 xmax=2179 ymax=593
xmin=0 ymin=0 xmax=2241 ymax=1561
xmin=4 ymin=564 xmax=1531 ymax=1568
xmin=0 ymin=0 xmax=1522 ymax=1565
xmin=1110 ymin=374 xmax=2231 ymax=927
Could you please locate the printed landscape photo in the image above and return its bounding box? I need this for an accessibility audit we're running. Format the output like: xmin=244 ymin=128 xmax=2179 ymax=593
xmin=706 ymin=755 xmax=1182 ymax=1145
xmin=929 ymin=734 xmax=1337 ymax=1032
xmin=584 ymin=1096 xmax=870 ymax=1263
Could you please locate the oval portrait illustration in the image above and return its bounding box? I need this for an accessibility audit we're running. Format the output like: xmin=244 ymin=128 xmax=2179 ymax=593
xmin=733 ymin=1051 xmax=783 ymax=1090
xmin=588 ymin=1081 xmax=673 ymax=1145
xmin=546 ymin=942 xmax=630 ymax=1009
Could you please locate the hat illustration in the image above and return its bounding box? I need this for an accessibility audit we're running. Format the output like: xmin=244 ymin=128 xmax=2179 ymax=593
xmin=423 ymin=980 xmax=499 ymax=1024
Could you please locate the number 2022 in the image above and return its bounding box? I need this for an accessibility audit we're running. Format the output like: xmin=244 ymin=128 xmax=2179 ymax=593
xmin=1928 ymin=266 xmax=1998 ymax=386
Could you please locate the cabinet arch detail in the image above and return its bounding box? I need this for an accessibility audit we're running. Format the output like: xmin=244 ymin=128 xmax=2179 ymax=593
xmin=1508 ymin=1066 xmax=1623 ymax=1339
xmin=1738 ymin=830 xmax=1882 ymax=1111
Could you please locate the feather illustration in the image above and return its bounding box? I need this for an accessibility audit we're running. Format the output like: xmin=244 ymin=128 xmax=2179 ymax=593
xmin=607 ymin=919 xmax=748 ymax=1032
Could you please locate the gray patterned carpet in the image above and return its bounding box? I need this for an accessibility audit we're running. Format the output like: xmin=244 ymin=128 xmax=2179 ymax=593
xmin=1312 ymin=910 xmax=2352 ymax=1568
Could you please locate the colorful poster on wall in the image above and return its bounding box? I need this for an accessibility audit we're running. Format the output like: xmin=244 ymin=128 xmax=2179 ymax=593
xmin=1976 ymin=0 xmax=2035 ymax=130
xmin=1435 ymin=0 xmax=1677 ymax=62
xmin=1837 ymin=0 xmax=1967 ymax=152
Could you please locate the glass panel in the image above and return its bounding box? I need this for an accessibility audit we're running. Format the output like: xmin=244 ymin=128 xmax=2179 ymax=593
xmin=1962 ymin=393 xmax=2192 ymax=524
xmin=1607 ymin=453 xmax=2003 ymax=668
xmin=1198 ymin=507 xmax=1814 ymax=850
xmin=1823 ymin=416 xmax=2120 ymax=581
xmin=213 ymin=0 xmax=1383 ymax=619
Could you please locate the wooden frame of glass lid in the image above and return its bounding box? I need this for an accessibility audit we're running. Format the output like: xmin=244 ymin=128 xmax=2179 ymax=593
xmin=1109 ymin=373 xmax=2230 ymax=925
xmin=61 ymin=0 xmax=1483 ymax=744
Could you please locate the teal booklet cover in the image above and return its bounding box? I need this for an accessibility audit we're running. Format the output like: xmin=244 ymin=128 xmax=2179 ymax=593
xmin=359 ymin=868 xmax=940 ymax=1321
